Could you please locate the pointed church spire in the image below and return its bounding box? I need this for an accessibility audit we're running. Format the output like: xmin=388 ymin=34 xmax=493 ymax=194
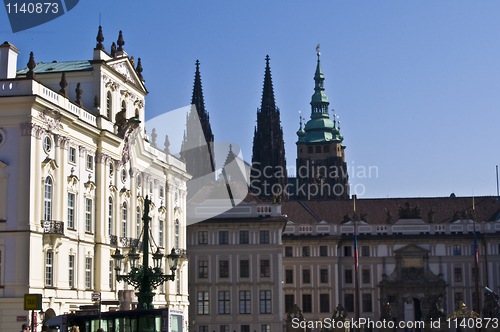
xmin=251 ymin=55 xmax=287 ymax=200
xmin=191 ymin=60 xmax=206 ymax=117
xmin=260 ymin=55 xmax=276 ymax=115
xmin=181 ymin=60 xmax=216 ymax=199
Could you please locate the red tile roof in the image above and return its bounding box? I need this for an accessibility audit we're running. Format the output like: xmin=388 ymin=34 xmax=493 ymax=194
xmin=281 ymin=196 xmax=500 ymax=225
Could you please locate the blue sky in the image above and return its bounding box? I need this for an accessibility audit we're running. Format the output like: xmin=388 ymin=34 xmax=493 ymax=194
xmin=2 ymin=1 xmax=499 ymax=198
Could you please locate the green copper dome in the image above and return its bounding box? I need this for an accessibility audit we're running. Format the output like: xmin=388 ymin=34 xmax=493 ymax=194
xmin=296 ymin=53 xmax=344 ymax=144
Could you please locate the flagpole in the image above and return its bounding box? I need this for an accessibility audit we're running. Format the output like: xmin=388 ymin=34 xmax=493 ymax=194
xmin=472 ymin=195 xmax=480 ymax=326
xmin=353 ymin=195 xmax=360 ymax=332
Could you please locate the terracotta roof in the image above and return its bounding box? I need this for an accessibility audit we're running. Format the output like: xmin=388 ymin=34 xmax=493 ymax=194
xmin=281 ymin=196 xmax=500 ymax=225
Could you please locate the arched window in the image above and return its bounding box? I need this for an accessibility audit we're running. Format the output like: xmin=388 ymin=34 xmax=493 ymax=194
xmin=122 ymin=202 xmax=127 ymax=238
xmin=108 ymin=197 xmax=113 ymax=236
xmin=175 ymin=219 xmax=179 ymax=249
xmin=121 ymin=101 xmax=126 ymax=115
xmin=106 ymin=91 xmax=112 ymax=119
xmin=136 ymin=207 xmax=141 ymax=237
xmin=44 ymin=177 xmax=52 ymax=220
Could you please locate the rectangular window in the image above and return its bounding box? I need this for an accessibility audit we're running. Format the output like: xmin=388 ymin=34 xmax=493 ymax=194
xmin=361 ymin=246 xmax=370 ymax=257
xmin=67 ymin=193 xmax=75 ymax=229
xmin=260 ymin=290 xmax=271 ymax=314
xmin=241 ymin=326 xmax=250 ymax=332
xmin=453 ymin=245 xmax=461 ymax=255
xmin=46 ymin=251 xmax=53 ymax=286
xmin=69 ymin=147 xmax=76 ymax=163
xmin=454 ymin=292 xmax=464 ymax=310
xmin=302 ymin=246 xmax=310 ymax=257
xmin=260 ymin=259 xmax=270 ymax=277
xmin=198 ymin=291 xmax=209 ymax=315
xmin=303 ymin=269 xmax=311 ymax=284
xmin=86 ymin=154 xmax=93 ymax=170
xmin=219 ymin=260 xmax=229 ymax=278
xmin=85 ymin=198 xmax=92 ymax=233
xmin=454 ymin=267 xmax=462 ymax=282
xmin=240 ymin=230 xmax=249 ymax=244
xmin=218 ymin=291 xmax=230 ymax=314
xmin=69 ymin=255 xmax=74 ymax=288
xmin=198 ymin=231 xmax=208 ymax=244
xmin=320 ymin=294 xmax=330 ymax=313
xmin=344 ymin=246 xmax=352 ymax=257
xmin=220 ymin=326 xmax=229 ymax=332
xmin=109 ymin=260 xmax=113 ymax=290
xmin=302 ymin=294 xmax=312 ymax=313
xmin=159 ymin=220 xmax=163 ymax=247
xmin=284 ymin=269 xmax=293 ymax=284
xmin=239 ymin=291 xmax=251 ymax=314
xmin=0 ymin=250 xmax=2 ymax=287
xmin=344 ymin=294 xmax=354 ymax=312
xmin=85 ymin=257 xmax=92 ymax=289
xmin=219 ymin=231 xmax=229 ymax=244
xmin=240 ymin=260 xmax=249 ymax=278
xmin=285 ymin=246 xmax=293 ymax=257
xmin=323 ymin=145 xmax=330 ymax=153
xmin=260 ymin=230 xmax=270 ymax=244
xmin=261 ymin=325 xmax=270 ymax=332
xmin=319 ymin=246 xmax=327 ymax=256
xmin=198 ymin=261 xmax=208 ymax=279
xmin=320 ymin=269 xmax=328 ymax=283
xmin=362 ymin=269 xmax=370 ymax=283
xmin=199 ymin=327 xmax=208 ymax=332
xmin=285 ymin=294 xmax=295 ymax=313
xmin=345 ymin=269 xmax=353 ymax=284
xmin=362 ymin=293 xmax=372 ymax=312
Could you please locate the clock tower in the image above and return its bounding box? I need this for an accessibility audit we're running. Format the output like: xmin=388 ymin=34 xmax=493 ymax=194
xmin=295 ymin=50 xmax=349 ymax=200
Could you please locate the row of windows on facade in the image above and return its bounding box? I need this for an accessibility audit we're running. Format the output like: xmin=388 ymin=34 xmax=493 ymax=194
xmin=43 ymin=136 xmax=166 ymax=196
xmin=198 ymin=325 xmax=271 ymax=332
xmin=197 ymin=230 xmax=271 ymax=245
xmin=283 ymin=244 xmax=482 ymax=258
xmin=198 ymin=259 xmax=271 ymax=279
xmin=44 ymin=251 xmax=178 ymax=294
xmin=299 ymin=145 xmax=334 ymax=154
xmin=45 ymin=178 xmax=177 ymax=247
xmin=284 ymin=245 xmax=370 ymax=258
xmin=197 ymin=290 xmax=271 ymax=315
xmin=285 ymin=293 xmax=371 ymax=314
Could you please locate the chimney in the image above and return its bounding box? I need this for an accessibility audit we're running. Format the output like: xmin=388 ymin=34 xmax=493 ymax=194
xmin=0 ymin=41 xmax=20 ymax=79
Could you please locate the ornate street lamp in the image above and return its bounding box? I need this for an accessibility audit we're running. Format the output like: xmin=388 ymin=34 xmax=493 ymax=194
xmin=112 ymin=196 xmax=179 ymax=309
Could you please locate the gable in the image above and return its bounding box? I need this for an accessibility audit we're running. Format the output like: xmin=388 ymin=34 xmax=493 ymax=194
xmin=106 ymin=58 xmax=147 ymax=94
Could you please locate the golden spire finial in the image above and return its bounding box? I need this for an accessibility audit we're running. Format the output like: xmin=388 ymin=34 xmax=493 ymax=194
xmin=316 ymin=44 xmax=321 ymax=57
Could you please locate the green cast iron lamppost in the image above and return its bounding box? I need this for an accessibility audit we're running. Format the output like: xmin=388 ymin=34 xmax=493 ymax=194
xmin=112 ymin=195 xmax=179 ymax=309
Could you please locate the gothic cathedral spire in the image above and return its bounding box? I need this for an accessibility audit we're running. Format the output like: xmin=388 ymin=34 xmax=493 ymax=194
xmin=251 ymin=55 xmax=288 ymax=199
xmin=181 ymin=60 xmax=216 ymax=199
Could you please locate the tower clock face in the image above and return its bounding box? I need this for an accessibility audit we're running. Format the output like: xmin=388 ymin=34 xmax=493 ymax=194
xmin=313 ymin=173 xmax=325 ymax=185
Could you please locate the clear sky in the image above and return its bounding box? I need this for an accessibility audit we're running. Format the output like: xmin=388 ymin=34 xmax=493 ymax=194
xmin=2 ymin=1 xmax=499 ymax=198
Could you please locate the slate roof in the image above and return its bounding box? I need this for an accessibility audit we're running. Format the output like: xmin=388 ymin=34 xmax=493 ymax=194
xmin=281 ymin=196 xmax=500 ymax=225
xmin=17 ymin=61 xmax=93 ymax=74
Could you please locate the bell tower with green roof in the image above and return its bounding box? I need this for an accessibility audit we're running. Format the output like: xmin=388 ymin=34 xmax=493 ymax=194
xmin=295 ymin=48 xmax=349 ymax=200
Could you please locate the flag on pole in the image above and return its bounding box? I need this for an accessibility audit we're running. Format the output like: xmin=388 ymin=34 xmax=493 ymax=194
xmin=474 ymin=226 xmax=479 ymax=269
xmin=354 ymin=229 xmax=359 ymax=272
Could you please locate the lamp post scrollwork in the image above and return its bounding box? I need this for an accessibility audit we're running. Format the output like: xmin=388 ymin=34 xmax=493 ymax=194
xmin=112 ymin=195 xmax=179 ymax=309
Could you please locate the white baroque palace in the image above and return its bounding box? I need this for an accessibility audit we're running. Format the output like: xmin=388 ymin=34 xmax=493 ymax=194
xmin=0 ymin=30 xmax=190 ymax=331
